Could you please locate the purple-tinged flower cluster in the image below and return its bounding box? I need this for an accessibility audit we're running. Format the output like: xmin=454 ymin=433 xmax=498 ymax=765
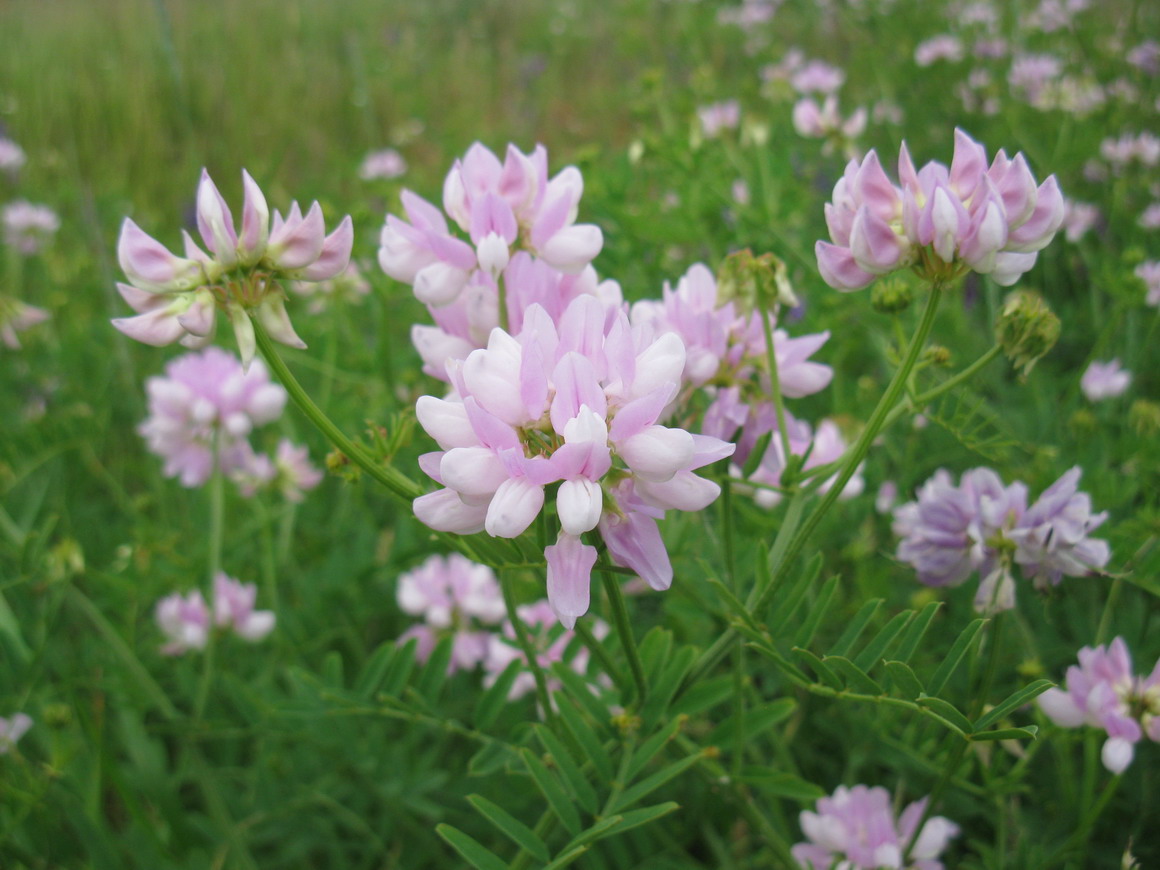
xmin=0 ymin=713 xmax=32 ymax=754
xmin=395 ymin=554 xmax=506 ymax=673
xmin=792 ymin=96 xmax=867 ymax=149
xmin=1080 ymin=359 xmax=1131 ymax=401
xmin=414 ymin=293 xmax=734 ymax=627
xmin=894 ymin=467 xmax=1109 ymax=612
xmin=139 ymin=347 xmax=321 ymax=501
xmin=1039 ymin=637 xmax=1160 ymax=773
xmin=483 ymin=600 xmax=605 ymax=702
xmin=113 ymin=170 xmax=353 ymax=366
xmin=156 ymin=572 xmax=275 ymax=655
xmin=915 ymin=35 xmax=965 ymax=67
xmin=793 ymin=785 xmax=959 ymax=870
xmin=816 ymin=129 xmax=1064 ymax=291
xmin=2 ymin=201 xmax=60 ymax=255
xmin=1061 ymin=200 xmax=1099 ymax=242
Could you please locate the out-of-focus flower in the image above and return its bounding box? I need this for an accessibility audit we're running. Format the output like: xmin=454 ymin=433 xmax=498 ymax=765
xmin=1127 ymin=40 xmax=1160 ymax=74
xmin=1100 ymin=132 xmax=1160 ymax=169
xmin=1135 ymin=261 xmax=1160 ymax=306
xmin=1061 ymin=200 xmax=1099 ymax=242
xmin=396 ymin=554 xmax=505 ymax=673
xmin=994 ymin=289 xmax=1060 ymax=376
xmin=483 ymin=600 xmax=604 ymax=701
xmin=1008 ymin=54 xmax=1063 ymax=106
xmin=0 ymin=713 xmax=33 ymax=754
xmin=113 ymin=169 xmax=353 ymax=365
xmin=156 ymin=590 xmax=211 ymax=655
xmin=1080 ymin=359 xmax=1131 ymax=401
xmin=0 ymin=137 xmax=25 ymax=174
xmin=737 ymin=411 xmax=863 ymax=508
xmin=359 ymin=148 xmax=408 ymax=181
xmin=1010 ymin=466 xmax=1110 ymax=588
xmin=697 ymin=100 xmax=741 ymax=138
xmin=915 ymin=35 xmax=965 ymax=66
xmin=2 ymin=201 xmax=60 ymax=254
xmin=290 ymin=260 xmax=371 ymax=314
xmin=717 ymin=0 xmax=778 ymax=27
xmin=413 ymin=294 xmax=734 ymax=627
xmin=791 ymin=60 xmax=845 ymax=94
xmin=816 ymin=129 xmax=1064 ymax=291
xmin=793 ymin=96 xmax=867 ymax=151
xmin=213 ymin=572 xmax=275 ymax=641
xmin=1039 ymin=637 xmax=1160 ymax=773
xmin=1138 ymin=203 xmax=1160 ymax=229
xmin=873 ymin=101 xmax=905 ymax=125
xmin=761 ymin=48 xmax=805 ymax=84
xmin=793 ymin=784 xmax=959 ymax=869
xmin=138 ymin=347 xmax=287 ymax=487
xmin=731 ymin=179 xmax=751 ymax=207
xmin=0 ymin=295 xmax=49 ymax=349
xmin=876 ymin=480 xmax=898 ymax=514
xmin=893 ymin=467 xmax=1027 ymax=613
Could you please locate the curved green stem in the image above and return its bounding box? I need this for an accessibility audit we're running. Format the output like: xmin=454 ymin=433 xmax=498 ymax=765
xmin=759 ymin=302 xmax=792 ymax=466
xmin=253 ymin=317 xmax=422 ymax=502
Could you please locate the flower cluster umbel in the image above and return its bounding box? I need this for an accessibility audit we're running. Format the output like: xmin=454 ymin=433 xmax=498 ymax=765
xmin=156 ymin=572 xmax=275 ymax=656
xmin=817 ymin=129 xmax=1064 ymax=290
xmin=893 ymin=467 xmax=1109 ymax=613
xmin=1039 ymin=637 xmax=1160 ymax=774
xmin=114 ymin=170 xmax=353 ymax=366
xmin=414 ymin=293 xmax=734 ymax=628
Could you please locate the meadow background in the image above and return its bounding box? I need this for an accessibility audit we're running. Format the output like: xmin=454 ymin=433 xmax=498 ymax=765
xmin=1 ymin=0 xmax=1158 ymax=867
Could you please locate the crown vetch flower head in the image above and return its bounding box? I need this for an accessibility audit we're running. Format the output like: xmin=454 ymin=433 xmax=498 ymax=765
xmin=0 ymin=295 xmax=50 ymax=350
xmin=817 ymin=129 xmax=1063 ymax=291
xmin=113 ymin=169 xmax=352 ymax=366
xmin=213 ymin=572 xmax=276 ymax=641
xmin=1039 ymin=637 xmax=1160 ymax=773
xmin=793 ymin=784 xmax=959 ymax=869
xmin=1080 ymin=359 xmax=1131 ymax=401
xmin=138 ymin=347 xmax=287 ymax=487
xmin=1010 ymin=466 xmax=1109 ymax=588
xmin=412 ymin=294 xmax=734 ymax=627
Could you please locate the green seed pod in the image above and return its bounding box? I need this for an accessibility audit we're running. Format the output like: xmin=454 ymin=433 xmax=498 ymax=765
xmin=994 ymin=289 xmax=1060 ymax=377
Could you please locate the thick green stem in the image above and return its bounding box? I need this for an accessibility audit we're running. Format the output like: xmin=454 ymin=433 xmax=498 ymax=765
xmin=194 ymin=442 xmax=226 ymax=722
xmin=882 ymin=343 xmax=1003 ymax=430
xmin=601 ymin=570 xmax=648 ymax=703
xmin=253 ymin=317 xmax=422 ymax=501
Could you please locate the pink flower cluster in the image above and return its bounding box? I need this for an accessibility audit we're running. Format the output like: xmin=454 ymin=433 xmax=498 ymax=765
xmin=1080 ymin=359 xmax=1131 ymax=401
xmin=793 ymin=785 xmax=959 ymax=870
xmin=414 ymin=293 xmax=734 ymax=627
xmin=156 ymin=572 xmax=275 ymax=655
xmin=381 ymin=143 xmax=614 ymax=381
xmin=1039 ymin=637 xmax=1160 ymax=773
xmin=0 ymin=137 xmax=25 ymax=174
xmin=2 ymin=201 xmax=60 ymax=255
xmin=114 ymin=170 xmax=353 ymax=366
xmin=1136 ymin=261 xmax=1160 ymax=307
xmin=139 ymin=347 xmax=321 ymax=500
xmin=893 ymin=467 xmax=1110 ymax=613
xmin=396 ymin=554 xmax=506 ymax=673
xmin=816 ymin=129 xmax=1064 ymax=291
xmin=792 ymin=97 xmax=867 ymax=147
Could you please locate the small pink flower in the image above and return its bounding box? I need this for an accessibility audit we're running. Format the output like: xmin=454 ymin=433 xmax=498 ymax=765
xmin=790 ymin=60 xmax=845 ymax=95
xmin=915 ymin=35 xmax=964 ymax=66
xmin=1039 ymin=638 xmax=1160 ymax=773
xmin=0 ymin=137 xmax=25 ymax=174
xmin=1080 ymin=359 xmax=1131 ymax=401
xmin=156 ymin=590 xmax=211 ymax=655
xmin=2 ymin=201 xmax=60 ymax=255
xmin=359 ymin=148 xmax=408 ymax=181
xmin=697 ymin=100 xmax=741 ymax=138
xmin=213 ymin=572 xmax=276 ymax=642
xmin=1135 ymin=261 xmax=1160 ymax=306
xmin=794 ymin=784 xmax=959 ymax=870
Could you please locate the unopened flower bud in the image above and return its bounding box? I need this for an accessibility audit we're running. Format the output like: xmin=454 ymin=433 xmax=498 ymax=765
xmin=1129 ymin=399 xmax=1160 ymax=436
xmin=924 ymin=345 xmax=952 ymax=366
xmin=716 ymin=249 xmax=796 ymax=313
xmin=994 ymin=289 xmax=1060 ymax=376
xmin=1069 ymin=408 xmax=1097 ymax=434
xmin=870 ymin=277 xmax=914 ymax=313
